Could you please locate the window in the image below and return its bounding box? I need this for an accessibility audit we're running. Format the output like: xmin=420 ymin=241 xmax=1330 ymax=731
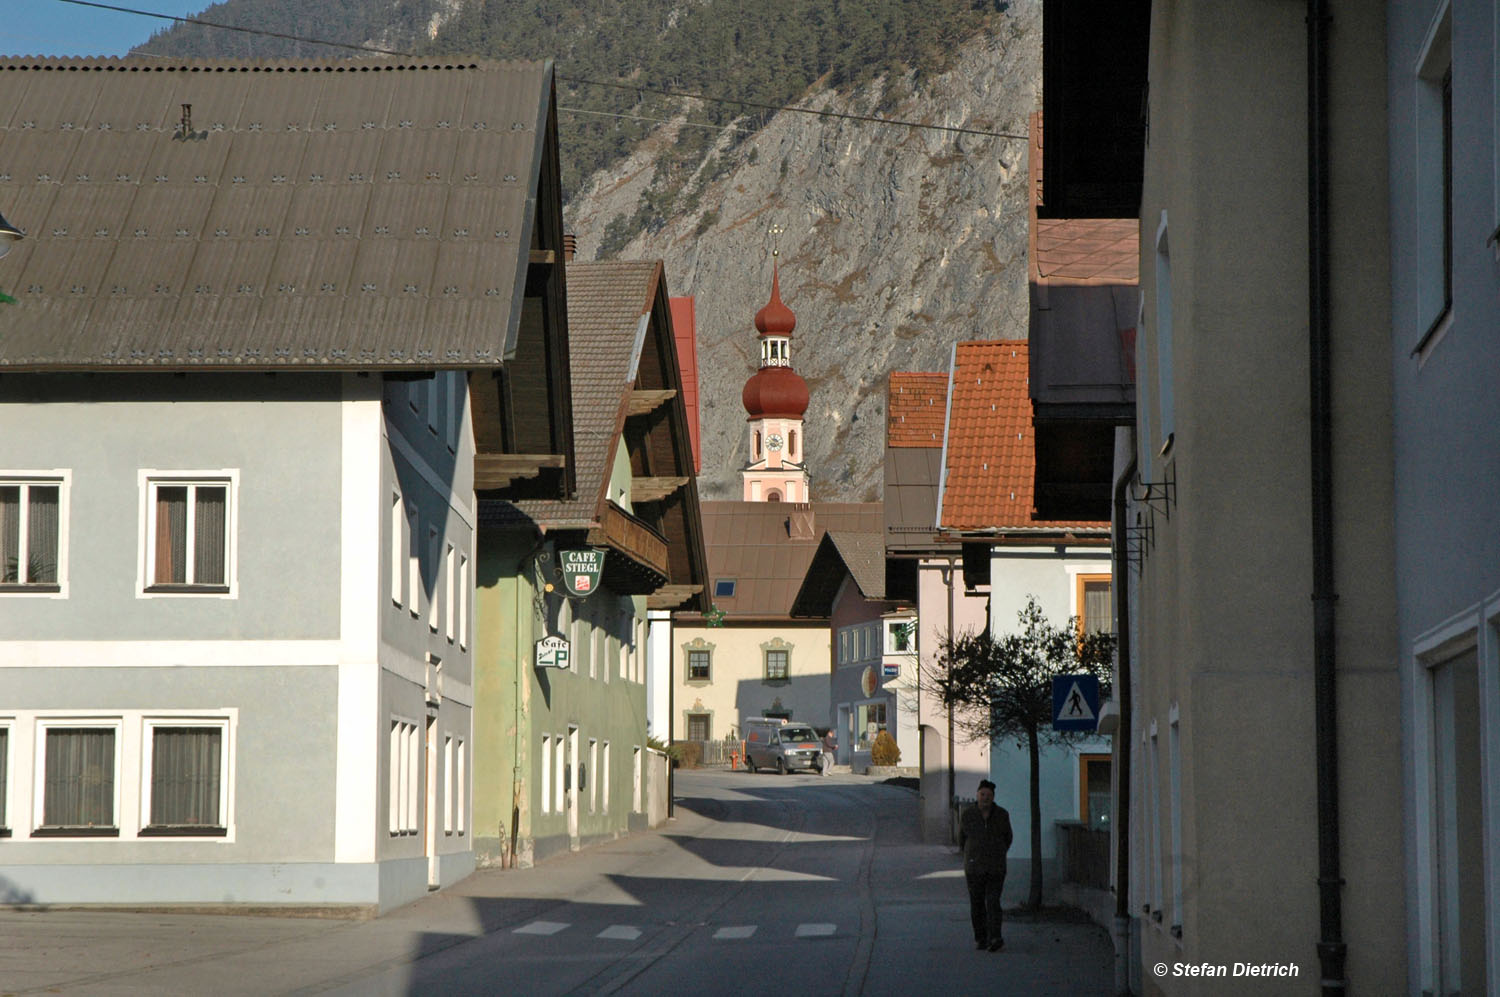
xmin=1079 ymin=754 xmax=1111 ymax=830
xmin=1415 ymin=5 xmax=1454 ymax=355
xmin=390 ymin=492 xmax=404 ymax=607
xmin=602 ymin=742 xmax=611 ymax=814
xmin=885 ymin=619 xmax=916 ymax=654
xmin=714 ymin=579 xmax=736 ymax=598
xmin=1077 ymin=574 xmax=1114 ymax=635
xmin=788 ymin=430 xmax=797 ymax=458
xmin=427 ymin=527 xmax=440 ymax=632
xmin=753 ymin=431 xmax=761 ymax=459
xmin=444 ymin=543 xmax=456 ymax=643
xmin=588 ymin=738 xmax=598 ymax=814
xmin=38 ymin=724 xmax=118 ymax=835
xmin=444 ymin=735 xmax=454 ymax=835
xmin=1 ymin=477 xmax=63 ymax=591
xmin=686 ymin=714 xmax=709 ymax=741
xmin=142 ymin=723 xmax=226 ymax=835
xmin=554 ymin=735 xmax=566 ymax=814
xmin=1169 ymin=708 xmax=1183 ymax=936
xmin=389 ymin=719 xmax=419 ymax=835
xmin=838 ymin=630 xmax=849 ymax=664
xmin=458 ymin=554 xmax=469 ymax=650
xmin=144 ymin=477 xmax=232 ymax=592
xmin=1154 ymin=212 xmax=1175 ymax=450
xmin=1147 ymin=723 xmax=1163 ymax=921
xmin=407 ymin=507 xmax=420 ymax=618
xmin=765 ymin=649 xmax=789 ymax=681
xmin=688 ymin=649 xmax=711 ymax=681
xmin=596 ymin=627 xmax=609 ymax=683
xmin=455 ymin=738 xmax=465 ymax=835
xmin=632 ymin=746 xmax=642 ymax=813
xmin=0 ymin=725 xmax=9 ymax=835
xmin=856 ymin=702 xmax=887 ymax=748
xmin=540 ymin=734 xmax=551 ymax=814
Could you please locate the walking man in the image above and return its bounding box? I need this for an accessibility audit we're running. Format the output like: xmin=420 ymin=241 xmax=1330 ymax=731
xmin=958 ymin=778 xmax=1012 ymax=952
xmin=820 ymin=728 xmax=836 ymax=776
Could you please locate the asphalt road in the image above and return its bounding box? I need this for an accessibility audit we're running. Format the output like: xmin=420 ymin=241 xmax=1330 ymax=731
xmin=0 ymin=770 xmax=1114 ymax=996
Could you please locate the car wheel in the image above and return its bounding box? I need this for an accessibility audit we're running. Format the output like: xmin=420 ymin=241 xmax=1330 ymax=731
xmin=776 ymin=757 xmax=786 ymax=775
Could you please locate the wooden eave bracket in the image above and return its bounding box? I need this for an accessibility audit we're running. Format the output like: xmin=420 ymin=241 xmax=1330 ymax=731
xmin=474 ymin=452 xmax=566 ymax=490
xmin=630 ymin=476 xmax=688 ymax=504
xmin=647 ymin=584 xmax=703 ymax=610
xmin=626 ymin=389 xmax=678 ymax=417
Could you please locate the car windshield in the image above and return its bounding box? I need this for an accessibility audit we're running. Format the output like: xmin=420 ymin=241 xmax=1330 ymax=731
xmin=780 ymin=726 xmax=817 ymax=743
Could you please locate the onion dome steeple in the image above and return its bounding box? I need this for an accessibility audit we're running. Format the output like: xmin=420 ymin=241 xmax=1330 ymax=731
xmin=742 ymin=261 xmax=809 ymax=420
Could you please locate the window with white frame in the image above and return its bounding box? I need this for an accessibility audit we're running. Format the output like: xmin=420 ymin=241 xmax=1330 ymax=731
xmin=389 ymin=719 xmax=419 ymax=835
xmin=554 ymin=735 xmax=565 ymax=814
xmin=885 ymin=619 xmax=916 ymax=654
xmin=1 ymin=476 xmax=65 ymax=592
xmin=458 ymin=553 xmax=469 ymax=651
xmin=444 ymin=735 xmax=454 ymax=835
xmin=0 ymin=724 xmax=10 ymax=835
xmin=632 ymin=745 xmax=642 ymax=813
xmin=142 ymin=720 xmax=228 ymax=836
xmin=427 ymin=526 xmax=440 ymax=633
xmin=602 ymin=742 xmax=611 ymax=814
xmin=456 ymin=737 xmax=465 ymax=835
xmin=540 ymin=734 xmax=552 ymax=814
xmin=588 ymin=738 xmax=598 ymax=814
xmin=390 ymin=492 xmax=404 ymax=607
xmin=407 ymin=506 xmax=420 ymax=619
xmin=1169 ymin=709 xmax=1183 ymax=937
xmin=143 ymin=475 xmax=234 ymax=592
xmin=597 ymin=626 xmax=609 ymax=683
xmin=444 ymin=543 xmax=456 ymax=643
xmin=36 ymin=721 xmax=120 ymax=835
xmin=1415 ymin=5 xmax=1454 ymax=355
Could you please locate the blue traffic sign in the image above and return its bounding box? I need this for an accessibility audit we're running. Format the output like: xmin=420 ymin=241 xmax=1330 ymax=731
xmin=1052 ymin=675 xmax=1100 ymax=732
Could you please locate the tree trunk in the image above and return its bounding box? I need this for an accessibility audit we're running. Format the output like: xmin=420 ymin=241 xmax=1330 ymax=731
xmin=1027 ymin=722 xmax=1043 ymax=909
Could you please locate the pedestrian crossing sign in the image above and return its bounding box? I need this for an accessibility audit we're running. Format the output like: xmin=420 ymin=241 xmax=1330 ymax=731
xmin=1052 ymin=675 xmax=1100 ymax=731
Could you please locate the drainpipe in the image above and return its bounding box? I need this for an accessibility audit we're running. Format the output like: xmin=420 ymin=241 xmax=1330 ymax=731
xmin=1112 ymin=457 xmax=1136 ymax=996
xmin=945 ymin=556 xmax=957 ymax=823
xmin=1307 ymin=1 xmax=1347 ymax=992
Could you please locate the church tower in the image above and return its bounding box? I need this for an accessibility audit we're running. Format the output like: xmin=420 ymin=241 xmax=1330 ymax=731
xmin=741 ymin=258 xmax=810 ymax=502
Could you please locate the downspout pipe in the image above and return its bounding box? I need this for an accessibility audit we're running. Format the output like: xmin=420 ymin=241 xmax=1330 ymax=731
xmin=1112 ymin=456 xmax=1136 ymax=996
xmin=1307 ymin=0 xmax=1347 ymax=991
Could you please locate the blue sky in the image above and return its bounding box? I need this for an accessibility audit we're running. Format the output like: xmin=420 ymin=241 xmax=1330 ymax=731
xmin=7 ymin=1 xmax=211 ymax=58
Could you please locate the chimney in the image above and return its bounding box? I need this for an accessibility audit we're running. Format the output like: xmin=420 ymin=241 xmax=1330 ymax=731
xmin=562 ymin=233 xmax=577 ymax=262
xmin=788 ymin=502 xmax=815 ymax=540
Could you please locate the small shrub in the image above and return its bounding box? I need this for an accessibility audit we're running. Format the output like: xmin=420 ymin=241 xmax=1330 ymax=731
xmin=871 ymin=729 xmax=901 ymax=766
xmin=671 ymin=740 xmax=703 ymax=769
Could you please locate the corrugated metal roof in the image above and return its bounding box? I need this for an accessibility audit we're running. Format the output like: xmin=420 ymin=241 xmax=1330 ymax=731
xmin=0 ymin=57 xmax=553 ymax=370
xmin=939 ymin=341 xmax=1108 ymax=533
xmin=699 ymin=501 xmax=883 ymax=618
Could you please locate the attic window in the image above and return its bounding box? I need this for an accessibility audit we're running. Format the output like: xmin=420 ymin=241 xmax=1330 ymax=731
xmin=714 ymin=579 xmax=737 ymax=599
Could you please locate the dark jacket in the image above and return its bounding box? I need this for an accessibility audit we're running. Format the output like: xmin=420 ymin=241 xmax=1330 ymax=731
xmin=959 ymin=803 xmax=1013 ymax=876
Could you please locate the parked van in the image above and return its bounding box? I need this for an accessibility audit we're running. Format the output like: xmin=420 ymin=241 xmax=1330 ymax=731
xmin=742 ymin=718 xmax=822 ymax=774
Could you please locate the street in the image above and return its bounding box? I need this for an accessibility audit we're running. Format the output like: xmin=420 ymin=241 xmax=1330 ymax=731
xmin=0 ymin=770 xmax=1113 ymax=996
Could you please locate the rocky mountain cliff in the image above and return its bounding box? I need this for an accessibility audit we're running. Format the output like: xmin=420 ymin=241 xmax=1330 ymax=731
xmin=565 ymin=7 xmax=1039 ymax=502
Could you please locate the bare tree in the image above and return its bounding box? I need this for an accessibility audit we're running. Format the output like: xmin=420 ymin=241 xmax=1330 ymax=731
xmin=929 ymin=595 xmax=1115 ymax=909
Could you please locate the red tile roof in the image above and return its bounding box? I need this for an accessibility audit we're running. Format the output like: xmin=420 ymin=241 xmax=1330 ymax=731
xmin=670 ymin=296 xmax=702 ymax=474
xmin=938 ymin=341 xmax=1108 ymax=533
xmin=887 ymin=372 xmax=948 ymax=448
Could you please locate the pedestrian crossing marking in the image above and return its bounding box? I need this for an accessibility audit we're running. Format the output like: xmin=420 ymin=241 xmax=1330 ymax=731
xmin=795 ymin=923 xmax=836 ymax=937
xmin=514 ymin=920 xmax=569 ymax=935
xmin=598 ymin=925 xmax=642 ymax=941
xmin=713 ymin=925 xmax=757 ymax=939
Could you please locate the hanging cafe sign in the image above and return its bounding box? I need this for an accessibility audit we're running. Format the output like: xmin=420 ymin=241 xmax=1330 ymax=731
xmin=560 ymin=547 xmax=607 ymax=597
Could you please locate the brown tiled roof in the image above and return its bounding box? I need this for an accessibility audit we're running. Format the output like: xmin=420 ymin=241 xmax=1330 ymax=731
xmin=696 ymin=501 xmax=883 ymax=619
xmin=510 ymin=260 xmax=661 ymax=529
xmin=938 ymin=341 xmax=1108 ymax=533
xmin=0 ymin=57 xmax=553 ymax=370
xmin=788 ymin=530 xmax=889 ymax=618
xmin=887 ymin=372 xmax=948 ymax=447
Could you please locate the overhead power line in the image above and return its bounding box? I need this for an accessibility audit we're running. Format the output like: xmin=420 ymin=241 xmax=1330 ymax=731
xmin=53 ymin=0 xmax=1027 ymax=142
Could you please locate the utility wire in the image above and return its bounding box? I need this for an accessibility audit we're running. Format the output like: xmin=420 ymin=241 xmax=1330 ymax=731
xmin=53 ymin=0 xmax=1026 ymax=142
